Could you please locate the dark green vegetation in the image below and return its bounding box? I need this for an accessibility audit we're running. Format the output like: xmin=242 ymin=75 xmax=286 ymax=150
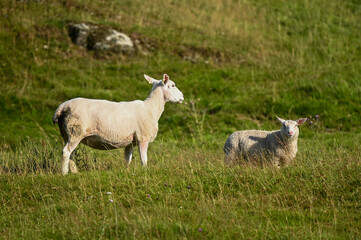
xmin=1 ymin=0 xmax=360 ymax=239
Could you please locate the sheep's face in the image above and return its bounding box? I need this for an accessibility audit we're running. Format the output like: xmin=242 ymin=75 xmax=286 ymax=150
xmin=277 ymin=116 xmax=308 ymax=139
xmin=280 ymin=120 xmax=299 ymax=139
xmin=144 ymin=74 xmax=184 ymax=103
xmin=161 ymin=78 xmax=184 ymax=103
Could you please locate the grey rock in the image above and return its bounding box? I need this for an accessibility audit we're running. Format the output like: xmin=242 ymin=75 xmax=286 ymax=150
xmin=67 ymin=22 xmax=134 ymax=54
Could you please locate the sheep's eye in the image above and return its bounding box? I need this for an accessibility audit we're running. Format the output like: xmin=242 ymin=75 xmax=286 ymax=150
xmin=172 ymin=84 xmax=175 ymax=87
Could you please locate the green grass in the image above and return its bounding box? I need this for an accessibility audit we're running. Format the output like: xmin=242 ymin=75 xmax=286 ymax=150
xmin=1 ymin=0 xmax=361 ymax=239
xmin=1 ymin=137 xmax=361 ymax=239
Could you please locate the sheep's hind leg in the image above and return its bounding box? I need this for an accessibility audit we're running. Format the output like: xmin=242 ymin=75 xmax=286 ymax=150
xmin=138 ymin=141 xmax=149 ymax=166
xmin=224 ymin=153 xmax=234 ymax=166
xmin=62 ymin=140 xmax=80 ymax=175
xmin=69 ymin=159 xmax=78 ymax=173
xmin=124 ymin=145 xmax=134 ymax=167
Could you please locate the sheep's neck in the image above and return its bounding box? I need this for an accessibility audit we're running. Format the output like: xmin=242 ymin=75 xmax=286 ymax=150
xmin=144 ymin=87 xmax=166 ymax=121
xmin=276 ymin=132 xmax=298 ymax=150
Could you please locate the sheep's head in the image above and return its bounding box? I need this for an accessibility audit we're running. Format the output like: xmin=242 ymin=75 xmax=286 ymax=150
xmin=277 ymin=116 xmax=308 ymax=139
xmin=144 ymin=74 xmax=184 ymax=103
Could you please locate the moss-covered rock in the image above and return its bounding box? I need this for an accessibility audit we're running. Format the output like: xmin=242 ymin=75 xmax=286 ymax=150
xmin=67 ymin=22 xmax=134 ymax=54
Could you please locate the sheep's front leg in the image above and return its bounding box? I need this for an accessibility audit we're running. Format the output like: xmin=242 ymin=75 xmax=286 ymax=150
xmin=138 ymin=141 xmax=149 ymax=166
xmin=273 ymin=156 xmax=281 ymax=169
xmin=124 ymin=145 xmax=134 ymax=166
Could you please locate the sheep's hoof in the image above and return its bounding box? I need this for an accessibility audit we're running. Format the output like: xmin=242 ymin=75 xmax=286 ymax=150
xmin=69 ymin=160 xmax=78 ymax=174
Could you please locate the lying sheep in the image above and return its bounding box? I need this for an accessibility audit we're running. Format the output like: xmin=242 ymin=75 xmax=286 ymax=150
xmin=53 ymin=74 xmax=184 ymax=175
xmin=223 ymin=116 xmax=308 ymax=167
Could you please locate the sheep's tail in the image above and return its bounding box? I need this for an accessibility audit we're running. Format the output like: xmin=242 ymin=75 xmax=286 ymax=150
xmin=223 ymin=138 xmax=231 ymax=154
xmin=53 ymin=100 xmax=70 ymax=124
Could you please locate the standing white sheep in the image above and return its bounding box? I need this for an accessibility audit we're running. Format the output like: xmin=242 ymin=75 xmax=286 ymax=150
xmin=223 ymin=116 xmax=308 ymax=167
xmin=53 ymin=74 xmax=184 ymax=175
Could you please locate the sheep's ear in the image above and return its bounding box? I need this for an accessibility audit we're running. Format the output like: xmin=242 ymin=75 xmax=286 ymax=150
xmin=144 ymin=74 xmax=156 ymax=84
xmin=276 ymin=116 xmax=285 ymax=124
xmin=296 ymin=118 xmax=308 ymax=126
xmin=162 ymin=74 xmax=169 ymax=85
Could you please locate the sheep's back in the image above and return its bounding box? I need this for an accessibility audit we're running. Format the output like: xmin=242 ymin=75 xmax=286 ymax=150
xmin=62 ymin=98 xmax=143 ymax=138
xmin=224 ymin=130 xmax=271 ymax=155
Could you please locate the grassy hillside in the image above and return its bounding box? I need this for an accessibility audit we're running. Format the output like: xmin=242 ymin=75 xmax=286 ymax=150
xmin=1 ymin=0 xmax=361 ymax=239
